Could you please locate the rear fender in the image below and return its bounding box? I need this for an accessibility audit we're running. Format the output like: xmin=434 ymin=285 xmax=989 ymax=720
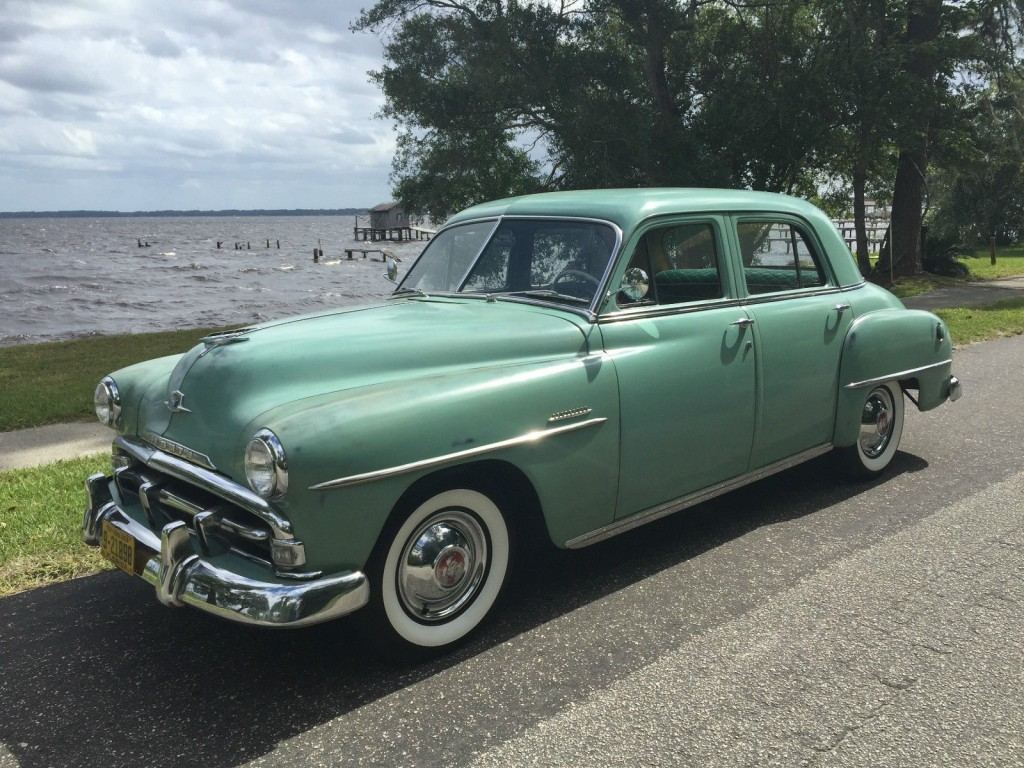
xmin=834 ymin=309 xmax=953 ymax=447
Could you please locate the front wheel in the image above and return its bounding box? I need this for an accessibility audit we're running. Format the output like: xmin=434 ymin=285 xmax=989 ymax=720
xmin=835 ymin=381 xmax=905 ymax=479
xmin=364 ymin=487 xmax=511 ymax=656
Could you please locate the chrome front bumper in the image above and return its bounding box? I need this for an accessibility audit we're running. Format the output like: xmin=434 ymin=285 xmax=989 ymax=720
xmin=83 ymin=473 xmax=369 ymax=628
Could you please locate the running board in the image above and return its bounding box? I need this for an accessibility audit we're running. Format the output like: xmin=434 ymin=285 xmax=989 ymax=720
xmin=565 ymin=443 xmax=833 ymax=549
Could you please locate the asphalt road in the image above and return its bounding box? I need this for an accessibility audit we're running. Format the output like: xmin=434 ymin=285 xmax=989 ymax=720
xmin=1 ymin=335 xmax=1023 ymax=768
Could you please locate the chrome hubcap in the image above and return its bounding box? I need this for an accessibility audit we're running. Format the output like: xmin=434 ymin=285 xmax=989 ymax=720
xmin=859 ymin=387 xmax=895 ymax=459
xmin=397 ymin=509 xmax=488 ymax=622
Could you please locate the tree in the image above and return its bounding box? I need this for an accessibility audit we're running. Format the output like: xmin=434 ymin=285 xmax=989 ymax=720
xmin=356 ymin=0 xmax=1023 ymax=247
xmin=354 ymin=0 xmax=834 ymax=217
xmin=883 ymin=0 xmax=1023 ymax=276
xmin=929 ymin=76 xmax=1024 ymax=247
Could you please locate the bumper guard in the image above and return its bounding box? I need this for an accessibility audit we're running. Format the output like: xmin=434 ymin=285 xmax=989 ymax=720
xmin=84 ymin=473 xmax=369 ymax=628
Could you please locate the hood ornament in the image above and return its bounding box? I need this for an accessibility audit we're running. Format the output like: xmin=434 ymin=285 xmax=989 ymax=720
xmin=198 ymin=329 xmax=252 ymax=358
xmin=165 ymin=389 xmax=192 ymax=414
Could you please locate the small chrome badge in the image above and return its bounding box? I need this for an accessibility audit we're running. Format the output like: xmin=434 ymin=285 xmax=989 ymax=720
xmin=165 ymin=390 xmax=192 ymax=414
xmin=144 ymin=431 xmax=217 ymax=471
xmin=548 ymin=406 xmax=593 ymax=423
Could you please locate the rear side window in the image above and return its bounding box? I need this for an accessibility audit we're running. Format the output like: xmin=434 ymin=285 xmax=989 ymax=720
xmin=621 ymin=222 xmax=724 ymax=306
xmin=737 ymin=221 xmax=826 ymax=295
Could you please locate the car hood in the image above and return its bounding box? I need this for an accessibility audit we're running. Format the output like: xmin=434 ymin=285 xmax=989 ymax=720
xmin=142 ymin=297 xmax=590 ymax=466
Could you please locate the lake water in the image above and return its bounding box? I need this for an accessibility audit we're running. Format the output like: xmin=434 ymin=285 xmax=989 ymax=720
xmin=0 ymin=215 xmax=431 ymax=346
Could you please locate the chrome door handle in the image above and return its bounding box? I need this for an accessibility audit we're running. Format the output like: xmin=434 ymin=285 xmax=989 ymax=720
xmin=731 ymin=317 xmax=755 ymax=327
xmin=833 ymin=303 xmax=851 ymax=313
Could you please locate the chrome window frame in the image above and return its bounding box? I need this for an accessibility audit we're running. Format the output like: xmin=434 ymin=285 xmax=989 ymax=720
xmin=732 ymin=214 xmax=838 ymax=298
xmin=599 ymin=215 xmax=734 ymax=321
xmin=395 ymin=217 xmax=501 ymax=296
xmin=391 ymin=215 xmax=624 ymax=321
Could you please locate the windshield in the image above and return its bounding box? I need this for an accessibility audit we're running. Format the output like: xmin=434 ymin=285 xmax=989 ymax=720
xmin=397 ymin=218 xmax=618 ymax=307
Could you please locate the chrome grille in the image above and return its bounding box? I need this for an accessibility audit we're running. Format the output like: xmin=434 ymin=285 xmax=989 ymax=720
xmin=115 ymin=462 xmax=273 ymax=565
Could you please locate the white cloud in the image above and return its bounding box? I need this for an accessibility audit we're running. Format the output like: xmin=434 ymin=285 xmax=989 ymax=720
xmin=0 ymin=0 xmax=395 ymax=210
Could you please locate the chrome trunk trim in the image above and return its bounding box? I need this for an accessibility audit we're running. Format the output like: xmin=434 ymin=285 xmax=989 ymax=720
xmin=843 ymin=359 xmax=952 ymax=390
xmin=310 ymin=417 xmax=608 ymax=492
xmin=565 ymin=443 xmax=834 ymax=549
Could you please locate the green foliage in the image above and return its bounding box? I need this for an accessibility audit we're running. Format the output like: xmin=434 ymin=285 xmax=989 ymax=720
xmin=927 ymin=77 xmax=1024 ymax=246
xmin=356 ymin=0 xmax=1024 ymax=235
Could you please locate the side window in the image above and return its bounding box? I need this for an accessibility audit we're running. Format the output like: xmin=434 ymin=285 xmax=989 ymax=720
xmin=620 ymin=222 xmax=724 ymax=306
xmin=737 ymin=221 xmax=827 ymax=295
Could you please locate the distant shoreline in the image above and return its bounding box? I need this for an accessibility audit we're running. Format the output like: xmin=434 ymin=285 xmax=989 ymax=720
xmin=0 ymin=208 xmax=368 ymax=219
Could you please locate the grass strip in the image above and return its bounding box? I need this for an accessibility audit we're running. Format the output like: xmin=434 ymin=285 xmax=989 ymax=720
xmin=888 ymin=273 xmax=961 ymax=299
xmin=0 ymin=326 xmax=231 ymax=432
xmin=0 ymin=454 xmax=111 ymax=596
xmin=935 ymin=298 xmax=1024 ymax=346
xmin=957 ymin=245 xmax=1024 ymax=281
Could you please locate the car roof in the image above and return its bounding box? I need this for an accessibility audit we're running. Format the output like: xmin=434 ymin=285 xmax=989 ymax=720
xmin=445 ymin=188 xmax=823 ymax=231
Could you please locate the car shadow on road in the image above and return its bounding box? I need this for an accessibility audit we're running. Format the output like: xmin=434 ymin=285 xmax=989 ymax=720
xmin=0 ymin=451 xmax=928 ymax=768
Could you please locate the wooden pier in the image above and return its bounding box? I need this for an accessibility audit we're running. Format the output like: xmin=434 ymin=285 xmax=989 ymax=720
xmin=353 ymin=225 xmax=433 ymax=242
xmin=344 ymin=248 xmax=390 ymax=260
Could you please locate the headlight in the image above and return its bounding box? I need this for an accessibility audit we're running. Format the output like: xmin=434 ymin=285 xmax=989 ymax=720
xmin=94 ymin=377 xmax=121 ymax=427
xmin=244 ymin=429 xmax=288 ymax=499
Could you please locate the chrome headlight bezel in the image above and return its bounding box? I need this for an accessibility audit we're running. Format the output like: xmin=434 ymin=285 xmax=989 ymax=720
xmin=244 ymin=428 xmax=288 ymax=499
xmin=94 ymin=377 xmax=121 ymax=427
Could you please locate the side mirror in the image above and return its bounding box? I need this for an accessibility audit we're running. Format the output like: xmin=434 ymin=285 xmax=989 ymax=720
xmin=619 ymin=267 xmax=649 ymax=302
xmin=385 ymin=256 xmax=399 ymax=283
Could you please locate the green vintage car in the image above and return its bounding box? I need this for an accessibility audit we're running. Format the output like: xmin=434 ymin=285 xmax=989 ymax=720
xmin=84 ymin=189 xmax=961 ymax=652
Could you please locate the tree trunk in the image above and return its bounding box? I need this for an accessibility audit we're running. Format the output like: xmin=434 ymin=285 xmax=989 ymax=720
xmin=852 ymin=162 xmax=871 ymax=276
xmin=615 ymin=0 xmax=682 ymax=185
xmin=888 ymin=0 xmax=941 ymax=276
xmin=890 ymin=149 xmax=927 ymax=276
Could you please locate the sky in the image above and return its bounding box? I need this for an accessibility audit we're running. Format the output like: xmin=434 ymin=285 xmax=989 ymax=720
xmin=0 ymin=0 xmax=396 ymax=211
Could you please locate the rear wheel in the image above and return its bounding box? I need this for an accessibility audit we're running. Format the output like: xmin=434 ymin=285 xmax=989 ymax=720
xmin=836 ymin=381 xmax=905 ymax=479
xmin=363 ymin=486 xmax=511 ymax=656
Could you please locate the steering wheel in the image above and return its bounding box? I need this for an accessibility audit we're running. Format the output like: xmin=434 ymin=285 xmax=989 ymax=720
xmin=551 ymin=268 xmax=600 ymax=292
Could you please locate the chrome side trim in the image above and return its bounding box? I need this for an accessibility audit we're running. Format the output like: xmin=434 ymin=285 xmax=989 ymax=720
xmin=844 ymin=359 xmax=953 ymax=390
xmin=599 ymin=298 xmax=743 ymax=324
xmin=565 ymin=443 xmax=833 ymax=549
xmin=115 ymin=436 xmax=293 ymax=539
xmin=310 ymin=417 xmax=608 ymax=492
xmin=741 ymin=286 xmax=843 ymax=304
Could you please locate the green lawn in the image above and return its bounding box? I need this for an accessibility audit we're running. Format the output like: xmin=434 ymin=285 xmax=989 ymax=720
xmin=957 ymin=244 xmax=1024 ymax=280
xmin=0 ymin=454 xmax=112 ymax=596
xmin=936 ymin=298 xmax=1024 ymax=345
xmin=888 ymin=273 xmax=960 ymax=299
xmin=0 ymin=326 xmax=232 ymax=432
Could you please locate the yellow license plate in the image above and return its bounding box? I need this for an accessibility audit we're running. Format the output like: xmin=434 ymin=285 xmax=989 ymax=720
xmin=100 ymin=520 xmax=135 ymax=575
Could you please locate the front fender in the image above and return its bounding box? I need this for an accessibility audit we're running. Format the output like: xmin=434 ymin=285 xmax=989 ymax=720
xmin=834 ymin=308 xmax=953 ymax=447
xmin=249 ymin=353 xmax=621 ymax=573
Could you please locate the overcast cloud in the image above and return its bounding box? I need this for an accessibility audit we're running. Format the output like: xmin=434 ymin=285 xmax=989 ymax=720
xmin=0 ymin=0 xmax=395 ymax=211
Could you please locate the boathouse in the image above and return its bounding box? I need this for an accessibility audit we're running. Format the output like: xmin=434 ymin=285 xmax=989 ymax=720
xmin=369 ymin=202 xmax=410 ymax=230
xmin=355 ymin=201 xmax=433 ymax=242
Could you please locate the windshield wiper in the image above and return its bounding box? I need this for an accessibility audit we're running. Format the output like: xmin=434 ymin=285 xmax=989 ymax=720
xmin=500 ymin=289 xmax=590 ymax=305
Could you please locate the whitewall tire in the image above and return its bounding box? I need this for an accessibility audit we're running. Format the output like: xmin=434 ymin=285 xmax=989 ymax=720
xmin=369 ymin=487 xmax=511 ymax=653
xmin=837 ymin=381 xmax=905 ymax=478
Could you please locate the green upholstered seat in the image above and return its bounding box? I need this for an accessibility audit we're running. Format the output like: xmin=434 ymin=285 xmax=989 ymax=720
xmin=654 ymin=268 xmax=722 ymax=304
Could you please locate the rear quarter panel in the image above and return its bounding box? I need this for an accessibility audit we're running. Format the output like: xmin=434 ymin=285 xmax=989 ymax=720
xmin=834 ymin=300 xmax=953 ymax=446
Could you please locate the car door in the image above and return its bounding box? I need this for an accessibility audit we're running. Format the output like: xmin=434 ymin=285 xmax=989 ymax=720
xmin=731 ymin=216 xmax=853 ymax=468
xmin=599 ymin=217 xmax=757 ymax=519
